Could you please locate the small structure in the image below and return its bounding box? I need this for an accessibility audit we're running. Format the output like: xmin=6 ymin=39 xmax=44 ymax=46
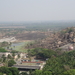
xmin=12 ymin=65 xmax=41 ymax=70
xmin=14 ymin=53 xmax=26 ymax=60
xmin=21 ymin=61 xmax=44 ymax=66
xmin=12 ymin=61 xmax=45 ymax=70
xmin=0 ymin=52 xmax=11 ymax=58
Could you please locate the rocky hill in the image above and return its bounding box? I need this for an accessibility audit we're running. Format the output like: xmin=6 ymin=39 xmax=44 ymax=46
xmin=26 ymin=27 xmax=75 ymax=51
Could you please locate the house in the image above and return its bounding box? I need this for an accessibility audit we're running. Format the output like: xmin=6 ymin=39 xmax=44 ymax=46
xmin=14 ymin=52 xmax=26 ymax=60
xmin=0 ymin=52 xmax=11 ymax=58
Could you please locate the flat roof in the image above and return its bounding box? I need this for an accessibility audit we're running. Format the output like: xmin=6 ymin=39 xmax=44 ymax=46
xmin=22 ymin=61 xmax=43 ymax=63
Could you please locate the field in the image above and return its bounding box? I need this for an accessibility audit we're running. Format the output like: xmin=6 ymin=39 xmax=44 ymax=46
xmin=7 ymin=41 xmax=34 ymax=52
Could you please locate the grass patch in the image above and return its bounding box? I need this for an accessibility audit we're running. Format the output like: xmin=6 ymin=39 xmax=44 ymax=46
xmin=7 ymin=41 xmax=34 ymax=53
xmin=0 ymin=47 xmax=7 ymax=52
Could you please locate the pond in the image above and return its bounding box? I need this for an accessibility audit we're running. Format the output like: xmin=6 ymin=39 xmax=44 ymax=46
xmin=11 ymin=42 xmax=25 ymax=47
xmin=5 ymin=41 xmax=30 ymax=52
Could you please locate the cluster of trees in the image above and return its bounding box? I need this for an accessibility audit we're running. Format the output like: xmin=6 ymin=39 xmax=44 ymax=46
xmin=42 ymin=50 xmax=75 ymax=75
xmin=8 ymin=59 xmax=16 ymax=67
xmin=28 ymin=48 xmax=75 ymax=75
xmin=0 ymin=55 xmax=16 ymax=67
xmin=0 ymin=66 xmax=32 ymax=75
xmin=0 ymin=42 xmax=9 ymax=47
xmin=0 ymin=53 xmax=16 ymax=67
xmin=29 ymin=69 xmax=75 ymax=75
xmin=28 ymin=48 xmax=56 ymax=59
xmin=1 ymin=47 xmax=75 ymax=75
xmin=0 ymin=67 xmax=19 ymax=75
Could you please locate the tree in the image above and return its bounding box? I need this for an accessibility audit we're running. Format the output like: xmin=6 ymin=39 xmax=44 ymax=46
xmin=12 ymin=53 xmax=15 ymax=58
xmin=29 ymin=70 xmax=33 ymax=75
xmin=0 ymin=58 xmax=2 ymax=62
xmin=43 ymin=71 xmax=52 ymax=75
xmin=32 ymin=70 xmax=42 ymax=75
xmin=9 ymin=67 xmax=19 ymax=75
xmin=1 ymin=41 xmax=8 ymax=47
xmin=18 ymin=54 xmax=20 ymax=58
xmin=7 ymin=46 xmax=9 ymax=49
xmin=0 ymin=66 xmax=12 ymax=75
xmin=2 ymin=54 xmax=6 ymax=62
xmin=3 ymin=57 xmax=6 ymax=63
xmin=8 ymin=59 xmax=16 ymax=67
xmin=0 ymin=67 xmax=19 ymax=75
xmin=2 ymin=54 xmax=5 ymax=58
xmin=7 ymin=54 xmax=12 ymax=59
xmin=63 ymin=69 xmax=75 ymax=75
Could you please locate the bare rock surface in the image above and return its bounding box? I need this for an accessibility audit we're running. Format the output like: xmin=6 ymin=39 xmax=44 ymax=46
xmin=26 ymin=27 xmax=75 ymax=51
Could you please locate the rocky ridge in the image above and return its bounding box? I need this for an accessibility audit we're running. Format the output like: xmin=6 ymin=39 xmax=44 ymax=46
xmin=26 ymin=27 xmax=75 ymax=51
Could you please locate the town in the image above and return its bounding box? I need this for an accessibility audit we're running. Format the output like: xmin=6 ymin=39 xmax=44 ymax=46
xmin=0 ymin=37 xmax=46 ymax=74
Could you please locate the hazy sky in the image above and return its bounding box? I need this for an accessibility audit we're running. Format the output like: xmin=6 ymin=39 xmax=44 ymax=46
xmin=0 ymin=0 xmax=75 ymax=22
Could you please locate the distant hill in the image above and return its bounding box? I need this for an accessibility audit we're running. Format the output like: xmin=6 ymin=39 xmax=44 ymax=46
xmin=0 ymin=21 xmax=75 ymax=31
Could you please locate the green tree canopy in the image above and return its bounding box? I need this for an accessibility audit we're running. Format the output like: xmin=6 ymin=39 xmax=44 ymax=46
xmin=9 ymin=67 xmax=19 ymax=75
xmin=0 ymin=67 xmax=12 ymax=75
xmin=8 ymin=59 xmax=16 ymax=67
xmin=63 ymin=69 xmax=75 ymax=75
xmin=20 ymin=72 xmax=28 ymax=75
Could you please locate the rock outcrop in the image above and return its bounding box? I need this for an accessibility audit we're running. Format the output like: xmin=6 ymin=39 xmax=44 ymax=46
xmin=26 ymin=27 xmax=75 ymax=51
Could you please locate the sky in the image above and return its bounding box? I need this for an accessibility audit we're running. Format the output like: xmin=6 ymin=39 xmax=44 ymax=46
xmin=0 ymin=0 xmax=75 ymax=22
